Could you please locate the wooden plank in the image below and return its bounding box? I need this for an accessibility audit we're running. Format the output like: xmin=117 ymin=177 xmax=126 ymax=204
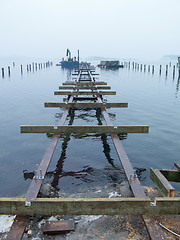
xmin=0 ymin=197 xmax=180 ymax=215
xmin=150 ymin=168 xmax=175 ymax=197
xmin=59 ymin=86 xmax=111 ymax=89
xmin=174 ymin=162 xmax=180 ymax=171
xmin=20 ymin=125 xmax=149 ymax=134
xmin=6 ymin=216 xmax=28 ymax=240
xmin=44 ymin=102 xmax=128 ymax=108
xmin=62 ymin=81 xmax=107 ymax=85
xmin=43 ymin=220 xmax=75 ymax=234
xmin=54 ymin=91 xmax=116 ymax=95
xmin=143 ymin=216 xmax=171 ymax=240
xmin=160 ymin=169 xmax=180 ymax=183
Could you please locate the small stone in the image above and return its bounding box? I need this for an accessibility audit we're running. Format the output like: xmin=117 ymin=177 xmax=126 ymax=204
xmin=27 ymin=229 xmax=32 ymax=237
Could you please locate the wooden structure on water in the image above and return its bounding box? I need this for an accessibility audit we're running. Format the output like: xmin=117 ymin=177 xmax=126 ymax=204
xmin=1 ymin=64 xmax=180 ymax=239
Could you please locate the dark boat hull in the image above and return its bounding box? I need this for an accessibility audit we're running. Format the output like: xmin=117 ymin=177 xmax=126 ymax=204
xmin=61 ymin=61 xmax=79 ymax=69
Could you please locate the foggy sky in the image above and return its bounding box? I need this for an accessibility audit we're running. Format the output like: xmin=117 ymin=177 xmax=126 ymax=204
xmin=0 ymin=0 xmax=180 ymax=60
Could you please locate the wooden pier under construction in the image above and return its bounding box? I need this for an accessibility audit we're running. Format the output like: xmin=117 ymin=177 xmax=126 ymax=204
xmin=1 ymin=64 xmax=180 ymax=240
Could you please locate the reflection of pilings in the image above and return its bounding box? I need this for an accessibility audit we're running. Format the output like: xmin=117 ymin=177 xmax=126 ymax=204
xmin=95 ymin=108 xmax=116 ymax=168
xmin=51 ymin=109 xmax=75 ymax=189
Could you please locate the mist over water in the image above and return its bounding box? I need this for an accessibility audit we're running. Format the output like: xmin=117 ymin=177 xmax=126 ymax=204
xmin=0 ymin=58 xmax=180 ymax=197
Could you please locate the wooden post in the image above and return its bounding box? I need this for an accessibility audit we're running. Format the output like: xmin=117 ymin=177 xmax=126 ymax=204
xmin=29 ymin=64 xmax=31 ymax=71
xmin=152 ymin=65 xmax=154 ymax=74
xmin=32 ymin=62 xmax=34 ymax=71
xmin=140 ymin=64 xmax=142 ymax=71
xmin=166 ymin=65 xmax=168 ymax=75
xmin=173 ymin=65 xmax=175 ymax=79
xmin=13 ymin=62 xmax=15 ymax=67
xmin=148 ymin=65 xmax=150 ymax=72
xmin=2 ymin=68 xmax=4 ymax=78
xmin=159 ymin=65 xmax=162 ymax=75
xmin=35 ymin=63 xmax=37 ymax=70
xmin=8 ymin=66 xmax=10 ymax=77
xmin=27 ymin=65 xmax=29 ymax=72
xmin=144 ymin=65 xmax=146 ymax=72
xmin=21 ymin=65 xmax=23 ymax=75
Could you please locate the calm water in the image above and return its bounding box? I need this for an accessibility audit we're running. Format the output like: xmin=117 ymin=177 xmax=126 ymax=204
xmin=0 ymin=59 xmax=180 ymax=197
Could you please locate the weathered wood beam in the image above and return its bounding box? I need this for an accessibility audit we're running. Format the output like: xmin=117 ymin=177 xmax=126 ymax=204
xmin=44 ymin=102 xmax=128 ymax=108
xmin=0 ymin=197 xmax=180 ymax=216
xmin=62 ymin=81 xmax=107 ymax=85
xmin=160 ymin=169 xmax=180 ymax=183
xmin=150 ymin=168 xmax=175 ymax=197
xmin=54 ymin=91 xmax=116 ymax=95
xmin=59 ymin=86 xmax=111 ymax=90
xmin=20 ymin=125 xmax=149 ymax=134
xmin=174 ymin=162 xmax=180 ymax=171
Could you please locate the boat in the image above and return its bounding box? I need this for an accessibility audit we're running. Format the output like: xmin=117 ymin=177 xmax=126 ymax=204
xmin=60 ymin=49 xmax=79 ymax=68
xmin=98 ymin=60 xmax=123 ymax=69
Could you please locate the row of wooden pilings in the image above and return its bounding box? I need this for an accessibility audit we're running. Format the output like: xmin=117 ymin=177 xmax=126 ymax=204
xmin=123 ymin=61 xmax=179 ymax=77
xmin=1 ymin=61 xmax=53 ymax=78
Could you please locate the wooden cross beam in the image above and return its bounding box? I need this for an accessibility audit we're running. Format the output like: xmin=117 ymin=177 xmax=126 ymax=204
xmin=20 ymin=125 xmax=149 ymax=134
xmin=59 ymin=86 xmax=111 ymax=90
xmin=54 ymin=91 xmax=116 ymax=95
xmin=150 ymin=168 xmax=175 ymax=197
xmin=62 ymin=81 xmax=107 ymax=85
xmin=44 ymin=102 xmax=128 ymax=108
xmin=0 ymin=197 xmax=180 ymax=216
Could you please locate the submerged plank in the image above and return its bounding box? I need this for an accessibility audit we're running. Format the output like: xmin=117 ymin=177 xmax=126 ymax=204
xmin=174 ymin=162 xmax=180 ymax=171
xmin=44 ymin=102 xmax=128 ymax=108
xmin=160 ymin=169 xmax=180 ymax=183
xmin=21 ymin=125 xmax=149 ymax=134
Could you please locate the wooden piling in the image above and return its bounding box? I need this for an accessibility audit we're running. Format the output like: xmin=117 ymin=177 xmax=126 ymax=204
xmin=140 ymin=64 xmax=142 ymax=71
xmin=27 ymin=65 xmax=29 ymax=72
xmin=159 ymin=65 xmax=162 ymax=75
xmin=2 ymin=68 xmax=4 ymax=78
xmin=152 ymin=65 xmax=154 ymax=74
xmin=166 ymin=65 xmax=168 ymax=75
xmin=144 ymin=65 xmax=146 ymax=72
xmin=29 ymin=64 xmax=31 ymax=71
xmin=13 ymin=62 xmax=15 ymax=67
xmin=173 ymin=65 xmax=175 ymax=79
xmin=8 ymin=66 xmax=10 ymax=76
xmin=148 ymin=65 xmax=150 ymax=72
xmin=21 ymin=65 xmax=23 ymax=74
xmin=35 ymin=63 xmax=37 ymax=70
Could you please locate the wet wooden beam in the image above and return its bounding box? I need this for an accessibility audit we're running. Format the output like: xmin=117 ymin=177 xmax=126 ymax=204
xmin=44 ymin=102 xmax=128 ymax=108
xmin=160 ymin=169 xmax=180 ymax=183
xmin=62 ymin=81 xmax=107 ymax=85
xmin=0 ymin=197 xmax=180 ymax=216
xmin=150 ymin=168 xmax=175 ymax=197
xmin=54 ymin=91 xmax=116 ymax=95
xmin=59 ymin=86 xmax=111 ymax=90
xmin=21 ymin=125 xmax=149 ymax=134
